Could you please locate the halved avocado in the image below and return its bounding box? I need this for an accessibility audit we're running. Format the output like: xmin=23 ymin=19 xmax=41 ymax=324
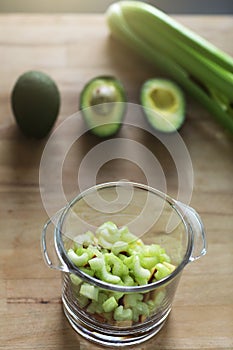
xmin=140 ymin=78 xmax=186 ymax=133
xmin=80 ymin=76 xmax=126 ymax=137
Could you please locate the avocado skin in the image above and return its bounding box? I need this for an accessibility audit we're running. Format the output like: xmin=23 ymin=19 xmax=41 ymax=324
xmin=140 ymin=78 xmax=185 ymax=133
xmin=11 ymin=71 xmax=60 ymax=138
xmin=80 ymin=76 xmax=127 ymax=137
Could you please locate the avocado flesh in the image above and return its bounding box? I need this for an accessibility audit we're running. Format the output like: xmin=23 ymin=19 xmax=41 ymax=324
xmin=141 ymin=79 xmax=185 ymax=133
xmin=80 ymin=76 xmax=126 ymax=137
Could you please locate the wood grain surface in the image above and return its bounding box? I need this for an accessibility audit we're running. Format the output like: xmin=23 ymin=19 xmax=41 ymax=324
xmin=0 ymin=14 xmax=233 ymax=350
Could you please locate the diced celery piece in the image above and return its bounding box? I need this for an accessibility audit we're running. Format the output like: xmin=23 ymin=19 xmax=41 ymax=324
xmin=87 ymin=300 xmax=103 ymax=314
xmin=135 ymin=301 xmax=150 ymax=316
xmin=96 ymin=221 xmax=120 ymax=244
xmin=122 ymin=275 xmax=135 ymax=286
xmin=79 ymin=266 xmax=95 ymax=277
xmin=67 ymin=249 xmax=89 ymax=267
xmin=74 ymin=245 xmax=85 ymax=255
xmin=78 ymin=295 xmax=90 ymax=308
xmin=102 ymin=296 xmax=118 ymax=312
xmin=111 ymin=241 xmax=129 ymax=255
xmin=145 ymin=244 xmax=161 ymax=256
xmin=80 ymin=283 xmax=99 ymax=301
xmin=97 ymin=221 xmax=118 ymax=234
xmin=119 ymin=226 xmax=138 ymax=242
xmin=114 ymin=305 xmax=133 ymax=321
xmin=159 ymin=253 xmax=171 ymax=263
xmin=109 ymin=291 xmax=124 ymax=301
xmin=123 ymin=293 xmax=143 ymax=307
xmin=132 ymin=255 xmax=151 ymax=285
xmin=163 ymin=261 xmax=176 ymax=272
xmin=86 ymin=245 xmax=102 ymax=259
xmin=105 ymin=252 xmax=129 ymax=277
xmin=123 ymin=255 xmax=134 ymax=269
xmin=140 ymin=256 xmax=159 ymax=269
xmin=132 ymin=301 xmax=149 ymax=322
xmin=89 ymin=257 xmax=104 ymax=271
xmin=74 ymin=230 xmax=94 ymax=246
xmin=146 ymin=299 xmax=155 ymax=312
xmin=152 ymin=290 xmax=166 ymax=307
xmin=70 ymin=273 xmax=82 ymax=286
xmin=154 ymin=263 xmax=171 ymax=280
xmin=98 ymin=236 xmax=113 ymax=249
xmin=89 ymin=255 xmax=122 ymax=284
xmin=100 ymin=266 xmax=122 ymax=284
xmin=98 ymin=291 xmax=108 ymax=304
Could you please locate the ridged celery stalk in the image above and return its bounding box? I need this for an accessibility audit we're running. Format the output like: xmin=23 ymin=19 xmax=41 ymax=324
xmin=106 ymin=1 xmax=233 ymax=133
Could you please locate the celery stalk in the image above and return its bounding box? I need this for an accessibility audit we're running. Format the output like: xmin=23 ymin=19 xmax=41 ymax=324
xmin=123 ymin=13 xmax=233 ymax=100
xmin=106 ymin=2 xmax=233 ymax=133
xmin=119 ymin=1 xmax=233 ymax=74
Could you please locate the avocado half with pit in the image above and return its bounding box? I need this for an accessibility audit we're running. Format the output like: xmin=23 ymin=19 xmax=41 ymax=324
xmin=80 ymin=76 xmax=126 ymax=137
xmin=140 ymin=78 xmax=186 ymax=133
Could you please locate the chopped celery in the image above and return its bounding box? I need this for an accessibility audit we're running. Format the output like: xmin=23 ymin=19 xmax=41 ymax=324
xmin=140 ymin=256 xmax=159 ymax=269
xmin=73 ymin=230 xmax=94 ymax=247
xmin=105 ymin=252 xmax=129 ymax=277
xmin=102 ymin=296 xmax=118 ymax=312
xmin=111 ymin=241 xmax=129 ymax=255
xmin=159 ymin=252 xmax=171 ymax=263
xmin=89 ymin=256 xmax=122 ymax=284
xmin=109 ymin=291 xmax=125 ymax=301
xmin=70 ymin=273 xmax=82 ymax=286
xmin=87 ymin=300 xmax=103 ymax=314
xmin=131 ymin=255 xmax=151 ymax=285
xmin=152 ymin=290 xmax=166 ymax=307
xmin=98 ymin=291 xmax=108 ymax=304
xmin=118 ymin=226 xmax=138 ymax=242
xmin=67 ymin=249 xmax=89 ymax=267
xmin=80 ymin=283 xmax=99 ymax=301
xmin=163 ymin=261 xmax=176 ymax=272
xmin=96 ymin=221 xmax=120 ymax=243
xmin=123 ymin=293 xmax=143 ymax=307
xmin=79 ymin=266 xmax=95 ymax=277
xmin=88 ymin=256 xmax=103 ymax=271
xmin=154 ymin=263 xmax=171 ymax=280
xmin=114 ymin=305 xmax=133 ymax=321
xmin=78 ymin=295 xmax=90 ymax=308
xmin=122 ymin=275 xmax=135 ymax=286
xmin=67 ymin=221 xmax=176 ymax=325
xmin=132 ymin=301 xmax=150 ymax=322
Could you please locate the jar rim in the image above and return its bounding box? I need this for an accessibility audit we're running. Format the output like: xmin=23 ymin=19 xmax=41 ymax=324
xmin=54 ymin=181 xmax=193 ymax=292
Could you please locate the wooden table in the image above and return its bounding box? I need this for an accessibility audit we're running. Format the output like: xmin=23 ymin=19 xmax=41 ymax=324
xmin=0 ymin=13 xmax=232 ymax=350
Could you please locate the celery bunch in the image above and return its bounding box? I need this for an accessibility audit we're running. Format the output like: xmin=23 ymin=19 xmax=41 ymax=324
xmin=106 ymin=1 xmax=233 ymax=133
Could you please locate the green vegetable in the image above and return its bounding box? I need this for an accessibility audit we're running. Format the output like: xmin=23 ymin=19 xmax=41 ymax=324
xmin=68 ymin=248 xmax=89 ymax=267
xmin=106 ymin=1 xmax=233 ymax=133
xmin=102 ymin=296 xmax=118 ymax=312
xmin=67 ymin=221 xmax=176 ymax=325
xmin=114 ymin=305 xmax=133 ymax=321
xmin=141 ymin=78 xmax=186 ymax=132
xmin=123 ymin=293 xmax=143 ymax=308
xmin=80 ymin=76 xmax=126 ymax=137
xmin=11 ymin=70 xmax=60 ymax=138
xmin=130 ymin=255 xmax=151 ymax=286
xmin=80 ymin=283 xmax=99 ymax=301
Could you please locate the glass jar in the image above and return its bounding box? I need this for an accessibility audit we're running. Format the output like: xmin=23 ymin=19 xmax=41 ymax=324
xmin=42 ymin=181 xmax=207 ymax=347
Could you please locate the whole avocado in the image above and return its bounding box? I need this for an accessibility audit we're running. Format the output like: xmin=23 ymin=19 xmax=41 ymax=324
xmin=11 ymin=70 xmax=60 ymax=138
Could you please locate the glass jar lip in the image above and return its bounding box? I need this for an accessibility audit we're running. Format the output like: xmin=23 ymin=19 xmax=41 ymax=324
xmin=55 ymin=181 xmax=193 ymax=292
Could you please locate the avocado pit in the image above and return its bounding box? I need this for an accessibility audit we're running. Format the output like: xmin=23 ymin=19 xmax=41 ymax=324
xmin=90 ymin=85 xmax=117 ymax=115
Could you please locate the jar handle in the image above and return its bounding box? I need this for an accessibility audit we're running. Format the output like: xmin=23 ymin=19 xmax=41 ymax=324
xmin=176 ymin=202 xmax=207 ymax=262
xmin=41 ymin=214 xmax=69 ymax=272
